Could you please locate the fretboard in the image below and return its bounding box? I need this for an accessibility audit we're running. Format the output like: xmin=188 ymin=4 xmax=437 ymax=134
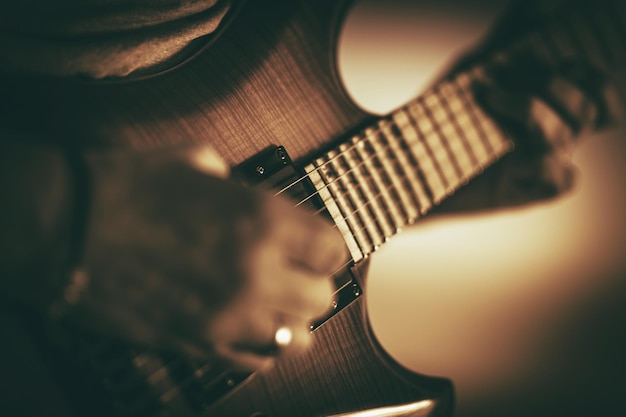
xmin=305 ymin=0 xmax=626 ymax=263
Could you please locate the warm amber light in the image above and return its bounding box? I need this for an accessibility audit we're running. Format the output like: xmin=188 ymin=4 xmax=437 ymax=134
xmin=338 ymin=1 xmax=626 ymax=416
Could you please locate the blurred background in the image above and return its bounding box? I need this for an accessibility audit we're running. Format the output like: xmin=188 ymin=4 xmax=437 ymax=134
xmin=337 ymin=1 xmax=626 ymax=416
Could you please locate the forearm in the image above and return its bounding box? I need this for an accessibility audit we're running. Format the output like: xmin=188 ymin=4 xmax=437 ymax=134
xmin=0 ymin=132 xmax=73 ymax=313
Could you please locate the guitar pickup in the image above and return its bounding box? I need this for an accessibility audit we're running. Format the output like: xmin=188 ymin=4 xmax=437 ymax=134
xmin=232 ymin=145 xmax=293 ymax=187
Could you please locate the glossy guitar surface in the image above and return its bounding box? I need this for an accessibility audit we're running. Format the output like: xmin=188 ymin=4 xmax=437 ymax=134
xmin=1 ymin=0 xmax=624 ymax=416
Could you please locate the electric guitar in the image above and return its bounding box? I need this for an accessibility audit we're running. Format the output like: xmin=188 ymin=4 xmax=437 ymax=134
xmin=0 ymin=0 xmax=624 ymax=416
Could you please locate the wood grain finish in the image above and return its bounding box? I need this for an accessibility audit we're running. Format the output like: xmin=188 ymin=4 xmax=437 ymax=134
xmin=2 ymin=0 xmax=624 ymax=416
xmin=210 ymin=262 xmax=453 ymax=417
xmin=0 ymin=0 xmax=367 ymax=166
xmin=1 ymin=1 xmax=453 ymax=416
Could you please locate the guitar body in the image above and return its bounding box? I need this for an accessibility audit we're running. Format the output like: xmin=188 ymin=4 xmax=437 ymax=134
xmin=1 ymin=0 xmax=369 ymax=165
xmin=1 ymin=0 xmax=458 ymax=416
xmin=4 ymin=0 xmax=623 ymax=414
xmin=210 ymin=262 xmax=453 ymax=417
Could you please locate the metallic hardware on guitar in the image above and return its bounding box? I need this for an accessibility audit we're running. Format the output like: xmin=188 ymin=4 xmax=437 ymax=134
xmin=234 ymin=145 xmax=363 ymax=331
xmin=322 ymin=399 xmax=436 ymax=417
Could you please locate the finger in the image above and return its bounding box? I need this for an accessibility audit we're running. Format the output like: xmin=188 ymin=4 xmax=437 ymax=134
xmin=271 ymin=267 xmax=335 ymax=319
xmin=245 ymin=242 xmax=334 ymax=319
xmin=272 ymin=318 xmax=313 ymax=358
xmin=208 ymin=310 xmax=277 ymax=371
xmin=482 ymin=52 xmax=553 ymax=93
xmin=543 ymin=76 xmax=599 ymax=134
xmin=277 ymin=218 xmax=349 ymax=275
xmin=213 ymin=343 xmax=275 ymax=372
xmin=262 ymin=196 xmax=349 ymax=275
xmin=558 ymin=60 xmax=610 ymax=128
xmin=475 ymin=84 xmax=575 ymax=152
xmin=497 ymin=150 xmax=576 ymax=205
xmin=211 ymin=311 xmax=313 ymax=370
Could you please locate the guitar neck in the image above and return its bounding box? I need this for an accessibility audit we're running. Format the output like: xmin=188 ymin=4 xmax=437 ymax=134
xmin=305 ymin=0 xmax=626 ymax=263
xmin=305 ymin=73 xmax=512 ymax=262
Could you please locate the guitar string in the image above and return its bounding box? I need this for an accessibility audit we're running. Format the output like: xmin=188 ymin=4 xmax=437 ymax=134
xmin=145 ymin=33 xmax=537 ymax=406
xmin=129 ymin=73 xmax=500 ymax=406
xmin=273 ymin=90 xmax=449 ymax=202
xmin=304 ymin=81 xmax=497 ymax=230
xmin=137 ymin=8 xmax=614 ymax=401
xmin=306 ymin=6 xmax=622 ymax=258
xmin=281 ymin=82 xmax=474 ymax=210
xmin=313 ymin=119 xmax=505 ymax=256
xmin=271 ymin=74 xmax=471 ymax=200
xmin=282 ymin=0 xmax=619 ymax=213
xmin=105 ymin=6 xmax=616 ymax=407
xmin=278 ymin=8 xmax=602 ymax=217
xmin=147 ymin=122 xmax=493 ymax=404
xmin=158 ymin=13 xmax=615 ymax=399
xmin=130 ymin=254 xmax=358 ymax=408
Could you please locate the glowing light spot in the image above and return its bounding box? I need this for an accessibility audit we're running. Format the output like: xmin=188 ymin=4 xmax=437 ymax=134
xmin=274 ymin=327 xmax=293 ymax=347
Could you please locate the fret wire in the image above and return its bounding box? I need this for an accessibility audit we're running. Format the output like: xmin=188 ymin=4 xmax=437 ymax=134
xmin=358 ymin=127 xmax=422 ymax=221
xmin=289 ymin=112 xmax=460 ymax=206
xmin=326 ymin=182 xmax=410 ymax=255
xmin=296 ymin=112 xmax=432 ymax=221
xmin=293 ymin=126 xmax=392 ymax=207
xmin=435 ymin=82 xmax=480 ymax=172
xmin=306 ymin=160 xmax=364 ymax=262
xmin=461 ymin=68 xmax=514 ymax=162
xmin=397 ymin=108 xmax=448 ymax=202
xmin=442 ymin=75 xmax=500 ymax=181
xmin=323 ymin=162 xmax=428 ymax=246
xmin=355 ymin=126 xmax=416 ymax=222
xmin=422 ymin=90 xmax=465 ymax=184
xmin=316 ymin=155 xmax=371 ymax=257
xmin=451 ymin=74 xmax=494 ymax=162
xmin=312 ymin=128 xmax=459 ymax=242
xmin=321 ymin=143 xmax=440 ymax=231
xmin=386 ymin=119 xmax=434 ymax=214
xmin=334 ymin=149 xmax=384 ymax=251
xmin=304 ymin=102 xmax=446 ymax=213
xmin=304 ymin=71 xmax=508 ymax=244
xmin=354 ymin=132 xmax=409 ymax=231
xmin=275 ymin=121 xmax=391 ymax=198
xmin=347 ymin=139 xmax=398 ymax=238
xmin=120 ymin=8 xmax=626 ymax=405
xmin=324 ymin=119 xmax=489 ymax=227
xmin=338 ymin=142 xmax=388 ymax=245
xmin=370 ymin=123 xmax=422 ymax=221
xmin=321 ymin=152 xmax=375 ymax=253
xmin=289 ymin=76 xmax=493 ymax=212
xmin=405 ymin=101 xmax=450 ymax=190
xmin=309 ymin=117 xmax=511 ymax=259
xmin=424 ymin=101 xmax=464 ymax=186
xmin=278 ymin=0 xmax=624 ymax=203
xmin=394 ymin=106 xmax=443 ymax=205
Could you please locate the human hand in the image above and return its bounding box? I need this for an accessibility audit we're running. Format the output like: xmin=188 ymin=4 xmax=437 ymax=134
xmin=469 ymin=53 xmax=617 ymax=207
xmin=64 ymin=149 xmax=348 ymax=371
